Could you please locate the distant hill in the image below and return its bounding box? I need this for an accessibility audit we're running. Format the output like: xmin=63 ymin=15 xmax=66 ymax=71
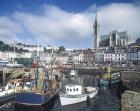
xmin=0 ymin=40 xmax=29 ymax=53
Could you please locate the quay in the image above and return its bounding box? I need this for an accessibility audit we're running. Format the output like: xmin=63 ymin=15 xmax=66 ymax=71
xmin=0 ymin=65 xmax=140 ymax=111
xmin=120 ymin=68 xmax=140 ymax=111
xmin=0 ymin=65 xmax=125 ymax=84
xmin=121 ymin=71 xmax=140 ymax=92
xmin=64 ymin=65 xmax=123 ymax=75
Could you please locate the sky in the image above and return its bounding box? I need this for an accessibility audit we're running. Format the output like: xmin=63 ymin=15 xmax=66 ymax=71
xmin=0 ymin=0 xmax=140 ymax=48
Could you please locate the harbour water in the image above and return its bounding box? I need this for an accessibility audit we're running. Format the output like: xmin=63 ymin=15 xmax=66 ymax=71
xmin=0 ymin=74 xmax=121 ymax=111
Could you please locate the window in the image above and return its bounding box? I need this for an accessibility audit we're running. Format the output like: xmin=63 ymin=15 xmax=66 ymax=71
xmin=70 ymin=89 xmax=72 ymax=91
xmin=67 ymin=88 xmax=69 ymax=91
xmin=73 ymin=88 xmax=75 ymax=91
xmin=76 ymin=88 xmax=78 ymax=91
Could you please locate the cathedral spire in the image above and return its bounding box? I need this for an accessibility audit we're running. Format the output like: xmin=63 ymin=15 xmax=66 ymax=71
xmin=93 ymin=12 xmax=100 ymax=49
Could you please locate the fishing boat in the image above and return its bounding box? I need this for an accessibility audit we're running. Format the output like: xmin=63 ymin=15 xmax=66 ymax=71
xmin=59 ymin=84 xmax=98 ymax=106
xmin=99 ymin=72 xmax=120 ymax=85
xmin=15 ymin=61 xmax=62 ymax=107
xmin=15 ymin=46 xmax=62 ymax=107
xmin=97 ymin=66 xmax=120 ymax=86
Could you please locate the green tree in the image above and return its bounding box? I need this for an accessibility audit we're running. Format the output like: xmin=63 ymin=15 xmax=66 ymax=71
xmin=15 ymin=58 xmax=33 ymax=67
xmin=135 ymin=38 xmax=140 ymax=45
xmin=57 ymin=45 xmax=65 ymax=53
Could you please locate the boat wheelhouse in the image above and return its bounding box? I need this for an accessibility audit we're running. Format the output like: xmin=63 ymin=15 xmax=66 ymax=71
xmin=65 ymin=85 xmax=82 ymax=95
xmin=59 ymin=84 xmax=98 ymax=106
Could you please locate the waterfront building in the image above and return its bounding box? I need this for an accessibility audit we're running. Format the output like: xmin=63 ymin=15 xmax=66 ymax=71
xmin=0 ymin=51 xmax=32 ymax=60
xmin=114 ymin=47 xmax=127 ymax=63
xmin=83 ymin=49 xmax=95 ymax=64
xmin=56 ymin=52 xmax=69 ymax=64
xmin=73 ymin=51 xmax=84 ymax=64
xmin=94 ymin=46 xmax=127 ymax=64
xmin=94 ymin=48 xmax=106 ymax=63
xmin=127 ymin=45 xmax=140 ymax=65
xmin=95 ymin=52 xmax=104 ymax=63
xmin=103 ymin=48 xmax=115 ymax=62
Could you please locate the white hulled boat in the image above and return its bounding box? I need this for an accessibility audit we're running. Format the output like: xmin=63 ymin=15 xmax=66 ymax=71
xmin=0 ymin=83 xmax=15 ymax=97
xmin=59 ymin=84 xmax=98 ymax=106
xmin=0 ymin=82 xmax=16 ymax=104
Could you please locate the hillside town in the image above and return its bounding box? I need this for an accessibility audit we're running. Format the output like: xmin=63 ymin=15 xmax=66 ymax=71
xmin=0 ymin=1 xmax=140 ymax=111
xmin=0 ymin=14 xmax=140 ymax=69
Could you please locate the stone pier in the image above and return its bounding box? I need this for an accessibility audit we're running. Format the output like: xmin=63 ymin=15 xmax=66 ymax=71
xmin=121 ymin=71 xmax=140 ymax=111
xmin=121 ymin=91 xmax=140 ymax=111
xmin=121 ymin=71 xmax=140 ymax=92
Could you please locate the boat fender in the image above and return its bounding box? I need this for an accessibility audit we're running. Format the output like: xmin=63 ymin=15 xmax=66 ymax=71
xmin=86 ymin=95 xmax=91 ymax=106
xmin=87 ymin=95 xmax=90 ymax=100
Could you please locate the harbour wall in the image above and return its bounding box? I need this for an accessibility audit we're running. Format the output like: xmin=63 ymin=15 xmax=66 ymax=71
xmin=121 ymin=71 xmax=140 ymax=92
xmin=121 ymin=91 xmax=140 ymax=111
xmin=120 ymin=71 xmax=140 ymax=111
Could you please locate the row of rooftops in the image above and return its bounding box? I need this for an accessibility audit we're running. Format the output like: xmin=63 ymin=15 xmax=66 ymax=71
xmin=97 ymin=44 xmax=140 ymax=53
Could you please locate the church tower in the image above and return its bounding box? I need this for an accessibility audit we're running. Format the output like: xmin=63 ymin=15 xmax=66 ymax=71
xmin=93 ymin=13 xmax=100 ymax=49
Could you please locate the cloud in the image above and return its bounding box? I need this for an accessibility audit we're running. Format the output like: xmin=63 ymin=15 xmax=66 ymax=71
xmin=0 ymin=3 xmax=140 ymax=48
xmin=13 ymin=5 xmax=92 ymax=47
xmin=0 ymin=16 xmax=22 ymax=43
xmin=97 ymin=3 xmax=140 ymax=41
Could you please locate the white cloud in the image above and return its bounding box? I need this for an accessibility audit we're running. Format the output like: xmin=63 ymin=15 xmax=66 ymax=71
xmin=0 ymin=16 xmax=22 ymax=43
xmin=13 ymin=5 xmax=92 ymax=47
xmin=0 ymin=3 xmax=140 ymax=47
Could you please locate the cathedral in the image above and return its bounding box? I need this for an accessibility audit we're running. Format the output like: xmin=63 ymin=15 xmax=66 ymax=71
xmin=93 ymin=13 xmax=131 ymax=49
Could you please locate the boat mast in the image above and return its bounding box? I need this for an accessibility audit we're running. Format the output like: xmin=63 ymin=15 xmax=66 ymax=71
xmin=35 ymin=39 xmax=40 ymax=89
xmin=50 ymin=47 xmax=54 ymax=78
xmin=13 ymin=41 xmax=16 ymax=65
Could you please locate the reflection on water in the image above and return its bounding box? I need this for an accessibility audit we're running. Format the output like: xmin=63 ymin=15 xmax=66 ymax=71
xmin=1 ymin=75 xmax=120 ymax=111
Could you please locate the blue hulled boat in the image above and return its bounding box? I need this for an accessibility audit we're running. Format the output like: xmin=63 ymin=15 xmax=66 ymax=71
xmin=97 ymin=66 xmax=120 ymax=86
xmin=15 ymin=83 xmax=60 ymax=106
xmin=15 ymin=50 xmax=61 ymax=107
xmin=100 ymin=78 xmax=120 ymax=86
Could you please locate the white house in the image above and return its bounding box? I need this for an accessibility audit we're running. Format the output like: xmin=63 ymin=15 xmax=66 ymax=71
xmin=104 ymin=53 xmax=115 ymax=62
xmin=73 ymin=51 xmax=84 ymax=63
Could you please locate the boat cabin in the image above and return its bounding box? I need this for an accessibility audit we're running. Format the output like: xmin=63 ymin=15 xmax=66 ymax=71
xmin=70 ymin=70 xmax=77 ymax=76
xmin=65 ymin=85 xmax=82 ymax=95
